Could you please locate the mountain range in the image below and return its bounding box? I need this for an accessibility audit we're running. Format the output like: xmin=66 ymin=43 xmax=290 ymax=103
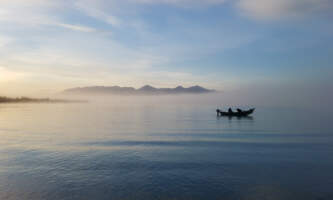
xmin=63 ymin=85 xmax=215 ymax=95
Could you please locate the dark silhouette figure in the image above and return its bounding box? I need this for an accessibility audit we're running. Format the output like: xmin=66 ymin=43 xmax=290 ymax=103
xmin=228 ymin=108 xmax=233 ymax=114
xmin=237 ymin=108 xmax=243 ymax=113
xmin=216 ymin=109 xmax=221 ymax=116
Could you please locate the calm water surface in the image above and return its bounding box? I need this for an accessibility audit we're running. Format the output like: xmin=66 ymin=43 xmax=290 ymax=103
xmin=0 ymin=101 xmax=332 ymax=200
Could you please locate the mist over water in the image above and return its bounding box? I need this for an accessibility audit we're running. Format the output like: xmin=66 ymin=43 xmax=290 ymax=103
xmin=0 ymin=97 xmax=332 ymax=200
xmin=1 ymin=0 xmax=332 ymax=198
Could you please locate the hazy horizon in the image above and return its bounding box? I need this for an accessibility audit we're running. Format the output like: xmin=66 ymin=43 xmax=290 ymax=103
xmin=0 ymin=0 xmax=332 ymax=109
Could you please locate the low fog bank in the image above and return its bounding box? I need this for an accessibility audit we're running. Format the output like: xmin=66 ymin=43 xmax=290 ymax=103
xmin=2 ymin=80 xmax=331 ymax=112
xmin=55 ymin=84 xmax=333 ymax=113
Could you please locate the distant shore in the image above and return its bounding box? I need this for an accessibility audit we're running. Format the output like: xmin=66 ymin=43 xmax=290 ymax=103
xmin=0 ymin=96 xmax=85 ymax=104
xmin=63 ymin=85 xmax=215 ymax=96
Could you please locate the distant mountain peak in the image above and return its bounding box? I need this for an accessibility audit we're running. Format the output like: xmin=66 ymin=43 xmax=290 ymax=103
xmin=189 ymin=85 xmax=202 ymax=89
xmin=63 ymin=85 xmax=215 ymax=95
xmin=139 ymin=85 xmax=156 ymax=90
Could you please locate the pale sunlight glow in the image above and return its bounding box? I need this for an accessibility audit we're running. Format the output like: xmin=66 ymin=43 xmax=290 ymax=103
xmin=0 ymin=67 xmax=25 ymax=82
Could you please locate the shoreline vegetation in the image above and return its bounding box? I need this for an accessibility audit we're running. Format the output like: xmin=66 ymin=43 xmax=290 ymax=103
xmin=0 ymin=96 xmax=85 ymax=104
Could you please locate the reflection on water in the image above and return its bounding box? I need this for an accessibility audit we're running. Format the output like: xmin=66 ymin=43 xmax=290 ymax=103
xmin=0 ymin=101 xmax=332 ymax=200
xmin=217 ymin=115 xmax=254 ymax=121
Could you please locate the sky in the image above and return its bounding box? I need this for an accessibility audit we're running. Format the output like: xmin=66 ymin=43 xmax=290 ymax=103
xmin=0 ymin=0 xmax=332 ymax=105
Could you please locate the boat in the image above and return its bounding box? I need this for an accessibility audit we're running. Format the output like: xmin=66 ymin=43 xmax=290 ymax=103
xmin=216 ymin=108 xmax=255 ymax=117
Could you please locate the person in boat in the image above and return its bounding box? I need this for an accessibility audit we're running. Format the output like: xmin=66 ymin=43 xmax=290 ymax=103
xmin=216 ymin=109 xmax=221 ymax=116
xmin=237 ymin=108 xmax=243 ymax=113
xmin=228 ymin=108 xmax=233 ymax=114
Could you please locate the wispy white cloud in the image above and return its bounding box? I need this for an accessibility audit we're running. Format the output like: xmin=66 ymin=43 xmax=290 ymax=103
xmin=83 ymin=0 xmax=332 ymax=21
xmin=0 ymin=28 xmax=168 ymax=81
xmin=132 ymin=0 xmax=225 ymax=3
xmin=74 ymin=0 xmax=121 ymax=27
xmin=130 ymin=0 xmax=227 ymax=7
xmin=0 ymin=0 xmax=97 ymax=32
xmin=236 ymin=0 xmax=333 ymax=20
xmin=55 ymin=23 xmax=96 ymax=32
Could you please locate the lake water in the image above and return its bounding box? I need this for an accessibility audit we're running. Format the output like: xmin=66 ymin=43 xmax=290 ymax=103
xmin=0 ymin=99 xmax=332 ymax=200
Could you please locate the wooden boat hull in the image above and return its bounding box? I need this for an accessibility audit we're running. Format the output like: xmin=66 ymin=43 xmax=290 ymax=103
xmin=217 ymin=108 xmax=255 ymax=117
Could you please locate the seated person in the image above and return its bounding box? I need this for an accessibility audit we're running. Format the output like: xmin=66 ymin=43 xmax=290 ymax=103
xmin=237 ymin=108 xmax=243 ymax=113
xmin=228 ymin=108 xmax=233 ymax=113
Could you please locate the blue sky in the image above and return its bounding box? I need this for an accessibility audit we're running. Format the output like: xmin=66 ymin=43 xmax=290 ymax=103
xmin=0 ymin=0 xmax=332 ymax=97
